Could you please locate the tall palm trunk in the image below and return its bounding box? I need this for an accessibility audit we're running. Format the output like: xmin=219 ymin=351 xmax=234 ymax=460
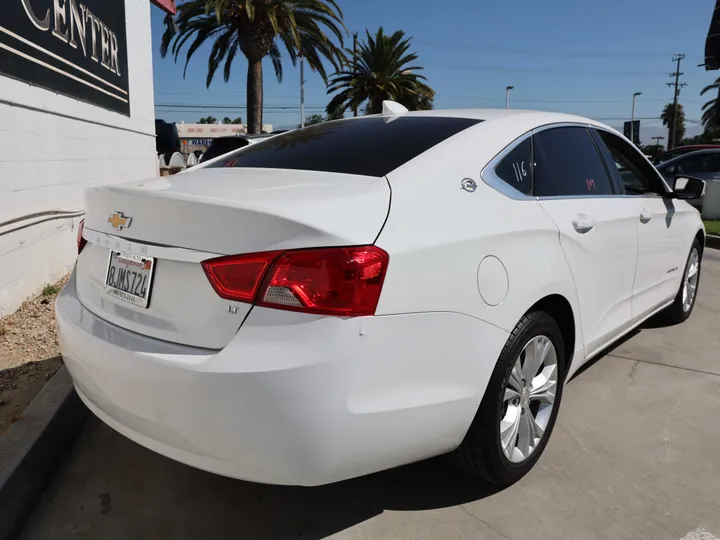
xmin=247 ymin=58 xmax=263 ymax=134
xmin=369 ymin=94 xmax=383 ymax=115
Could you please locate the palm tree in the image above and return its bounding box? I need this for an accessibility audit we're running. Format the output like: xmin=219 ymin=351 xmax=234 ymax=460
xmin=326 ymin=27 xmax=436 ymax=116
xmin=701 ymin=77 xmax=720 ymax=132
xmin=661 ymin=102 xmax=686 ymax=148
xmin=161 ymin=0 xmax=347 ymax=134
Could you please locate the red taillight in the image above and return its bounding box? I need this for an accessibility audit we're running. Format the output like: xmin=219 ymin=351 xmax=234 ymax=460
xmin=77 ymin=219 xmax=88 ymax=254
xmin=202 ymin=246 xmax=389 ymax=317
xmin=202 ymin=251 xmax=283 ymax=303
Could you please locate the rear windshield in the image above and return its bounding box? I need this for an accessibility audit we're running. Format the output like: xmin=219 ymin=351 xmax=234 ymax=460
xmin=201 ymin=138 xmax=251 ymax=163
xmin=207 ymin=116 xmax=483 ymax=177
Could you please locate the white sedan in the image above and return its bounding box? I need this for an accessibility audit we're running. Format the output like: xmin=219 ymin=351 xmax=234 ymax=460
xmin=57 ymin=106 xmax=705 ymax=487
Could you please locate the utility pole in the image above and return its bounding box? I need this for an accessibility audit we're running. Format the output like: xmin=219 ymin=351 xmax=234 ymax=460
xmin=666 ymin=54 xmax=687 ymax=150
xmin=631 ymin=92 xmax=642 ymax=144
xmin=300 ymin=54 xmax=305 ymax=128
xmin=352 ymin=32 xmax=358 ymax=117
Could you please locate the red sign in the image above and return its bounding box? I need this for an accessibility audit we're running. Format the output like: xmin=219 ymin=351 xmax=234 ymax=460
xmin=150 ymin=0 xmax=176 ymax=14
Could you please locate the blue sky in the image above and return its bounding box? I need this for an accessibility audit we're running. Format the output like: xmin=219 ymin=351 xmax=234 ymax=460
xmin=151 ymin=0 xmax=718 ymax=142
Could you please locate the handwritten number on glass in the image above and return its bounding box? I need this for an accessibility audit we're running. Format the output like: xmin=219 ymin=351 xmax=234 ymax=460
xmin=512 ymin=161 xmax=527 ymax=183
xmin=586 ymin=178 xmax=596 ymax=191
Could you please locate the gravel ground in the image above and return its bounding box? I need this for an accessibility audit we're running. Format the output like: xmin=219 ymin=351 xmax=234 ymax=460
xmin=0 ymin=276 xmax=68 ymax=436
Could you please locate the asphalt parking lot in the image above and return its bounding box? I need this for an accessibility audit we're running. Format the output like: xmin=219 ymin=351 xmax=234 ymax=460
xmin=18 ymin=249 xmax=720 ymax=540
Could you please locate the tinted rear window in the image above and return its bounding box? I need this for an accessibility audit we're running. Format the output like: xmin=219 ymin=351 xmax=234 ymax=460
xmin=201 ymin=138 xmax=250 ymax=162
xmin=208 ymin=116 xmax=482 ymax=177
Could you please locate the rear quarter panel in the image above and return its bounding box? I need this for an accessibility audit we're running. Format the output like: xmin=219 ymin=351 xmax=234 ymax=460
xmin=375 ymin=118 xmax=584 ymax=365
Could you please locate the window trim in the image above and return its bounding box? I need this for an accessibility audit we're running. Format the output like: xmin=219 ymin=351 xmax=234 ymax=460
xmin=482 ymin=121 xmax=671 ymax=201
xmin=481 ymin=130 xmax=536 ymax=200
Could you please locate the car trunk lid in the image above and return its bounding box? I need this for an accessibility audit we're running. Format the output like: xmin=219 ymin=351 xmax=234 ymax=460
xmin=76 ymin=168 xmax=390 ymax=349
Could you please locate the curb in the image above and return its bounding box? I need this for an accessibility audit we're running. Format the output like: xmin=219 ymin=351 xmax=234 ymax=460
xmin=0 ymin=365 xmax=88 ymax=540
xmin=707 ymin=235 xmax=720 ymax=251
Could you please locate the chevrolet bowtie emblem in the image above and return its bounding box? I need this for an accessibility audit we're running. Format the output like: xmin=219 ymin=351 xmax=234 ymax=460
xmin=108 ymin=212 xmax=132 ymax=231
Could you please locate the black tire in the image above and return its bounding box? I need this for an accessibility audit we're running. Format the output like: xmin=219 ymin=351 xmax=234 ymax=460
xmin=452 ymin=311 xmax=565 ymax=486
xmin=661 ymin=239 xmax=702 ymax=324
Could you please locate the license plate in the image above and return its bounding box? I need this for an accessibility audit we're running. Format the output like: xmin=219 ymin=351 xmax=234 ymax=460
xmin=104 ymin=251 xmax=155 ymax=308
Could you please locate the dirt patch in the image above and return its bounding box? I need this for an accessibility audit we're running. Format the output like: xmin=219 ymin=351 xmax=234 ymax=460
xmin=0 ymin=276 xmax=69 ymax=436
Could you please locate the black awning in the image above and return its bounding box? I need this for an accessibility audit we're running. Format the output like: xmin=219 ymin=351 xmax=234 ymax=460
xmin=706 ymin=0 xmax=720 ymax=70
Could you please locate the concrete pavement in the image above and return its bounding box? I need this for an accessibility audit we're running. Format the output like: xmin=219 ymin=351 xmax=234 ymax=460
xmin=19 ymin=250 xmax=720 ymax=540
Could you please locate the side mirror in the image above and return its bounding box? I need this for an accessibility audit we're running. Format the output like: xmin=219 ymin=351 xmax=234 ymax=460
xmin=671 ymin=175 xmax=705 ymax=199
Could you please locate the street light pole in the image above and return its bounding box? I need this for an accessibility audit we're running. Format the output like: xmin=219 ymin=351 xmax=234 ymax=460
xmin=505 ymin=86 xmax=514 ymax=109
xmin=631 ymin=92 xmax=642 ymax=144
xmin=652 ymin=135 xmax=665 ymax=150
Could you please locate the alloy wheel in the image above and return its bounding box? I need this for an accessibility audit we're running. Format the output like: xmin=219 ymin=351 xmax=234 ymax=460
xmin=500 ymin=335 xmax=558 ymax=463
xmin=682 ymin=248 xmax=700 ymax=313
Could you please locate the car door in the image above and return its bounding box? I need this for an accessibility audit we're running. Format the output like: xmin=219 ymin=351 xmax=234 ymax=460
xmin=592 ymin=129 xmax=687 ymax=321
xmin=533 ymin=126 xmax=639 ymax=358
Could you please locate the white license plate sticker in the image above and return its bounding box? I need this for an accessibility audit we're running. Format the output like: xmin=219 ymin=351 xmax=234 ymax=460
xmin=104 ymin=251 xmax=155 ymax=308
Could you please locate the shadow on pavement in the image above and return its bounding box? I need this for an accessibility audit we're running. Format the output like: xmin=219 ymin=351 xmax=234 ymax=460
xmin=569 ymin=307 xmax=679 ymax=382
xmin=23 ymin=416 xmax=500 ymax=540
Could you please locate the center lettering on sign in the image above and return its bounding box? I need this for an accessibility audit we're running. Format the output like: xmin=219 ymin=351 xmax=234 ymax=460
xmin=20 ymin=0 xmax=123 ymax=76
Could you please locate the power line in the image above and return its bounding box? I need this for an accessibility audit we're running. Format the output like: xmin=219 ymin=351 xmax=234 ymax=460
xmin=436 ymin=94 xmax=675 ymax=104
xmin=414 ymin=39 xmax=704 ymax=60
xmin=432 ymin=63 xmax=670 ymax=76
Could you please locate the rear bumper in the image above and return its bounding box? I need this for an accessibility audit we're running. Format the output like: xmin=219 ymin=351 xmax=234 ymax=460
xmin=57 ymin=271 xmax=509 ymax=486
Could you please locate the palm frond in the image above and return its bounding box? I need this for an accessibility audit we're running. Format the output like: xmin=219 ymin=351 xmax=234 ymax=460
xmin=326 ymin=26 xmax=435 ymax=115
xmin=161 ymin=0 xmax=348 ymax=133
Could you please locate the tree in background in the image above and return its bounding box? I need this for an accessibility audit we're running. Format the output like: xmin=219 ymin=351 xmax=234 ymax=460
xmin=198 ymin=116 xmax=218 ymax=124
xmin=222 ymin=116 xmax=244 ymax=124
xmin=700 ymin=77 xmax=720 ymax=137
xmin=661 ymin=102 xmax=686 ymax=148
xmin=161 ymin=0 xmax=347 ymax=134
xmin=301 ymin=114 xmax=326 ymax=127
xmin=326 ymin=27 xmax=435 ymax=116
xmin=640 ymin=144 xmax=664 ymax=158
xmin=297 ymin=111 xmax=344 ymax=128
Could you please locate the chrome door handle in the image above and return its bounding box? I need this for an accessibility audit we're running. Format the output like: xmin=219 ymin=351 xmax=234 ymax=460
xmin=639 ymin=208 xmax=652 ymax=224
xmin=572 ymin=214 xmax=596 ymax=234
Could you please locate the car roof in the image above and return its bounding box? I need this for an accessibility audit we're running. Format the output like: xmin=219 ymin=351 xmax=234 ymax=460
xmin=386 ymin=108 xmax=604 ymax=123
xmin=675 ymin=144 xmax=720 ymax=149
xmin=657 ymin=148 xmax=720 ymax=168
xmin=352 ymin=108 xmax=616 ymax=136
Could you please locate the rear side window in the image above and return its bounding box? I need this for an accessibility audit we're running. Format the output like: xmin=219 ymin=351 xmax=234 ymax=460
xmin=534 ymin=127 xmax=614 ymax=197
xmin=208 ymin=116 xmax=483 ymax=177
xmin=495 ymin=138 xmax=533 ymax=195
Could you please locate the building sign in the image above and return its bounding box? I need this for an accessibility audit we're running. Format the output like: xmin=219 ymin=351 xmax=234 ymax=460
xmin=183 ymin=139 xmax=213 ymax=146
xmin=0 ymin=0 xmax=130 ymax=115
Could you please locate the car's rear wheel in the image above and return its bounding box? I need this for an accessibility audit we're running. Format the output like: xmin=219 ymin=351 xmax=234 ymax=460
xmin=662 ymin=239 xmax=702 ymax=324
xmin=453 ymin=311 xmax=565 ymax=485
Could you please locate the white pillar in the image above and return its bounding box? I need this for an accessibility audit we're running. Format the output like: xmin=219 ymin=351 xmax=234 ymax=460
xmin=701 ymin=180 xmax=720 ymax=220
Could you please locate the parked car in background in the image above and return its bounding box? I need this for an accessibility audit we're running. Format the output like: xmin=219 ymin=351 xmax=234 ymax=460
xmin=654 ymin=149 xmax=720 ymax=209
xmin=652 ymin=144 xmax=720 ymax=166
xmin=58 ymin=107 xmax=705 ymax=488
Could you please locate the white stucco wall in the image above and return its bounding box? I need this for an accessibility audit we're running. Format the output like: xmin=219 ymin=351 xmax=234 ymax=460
xmin=0 ymin=0 xmax=157 ymax=317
